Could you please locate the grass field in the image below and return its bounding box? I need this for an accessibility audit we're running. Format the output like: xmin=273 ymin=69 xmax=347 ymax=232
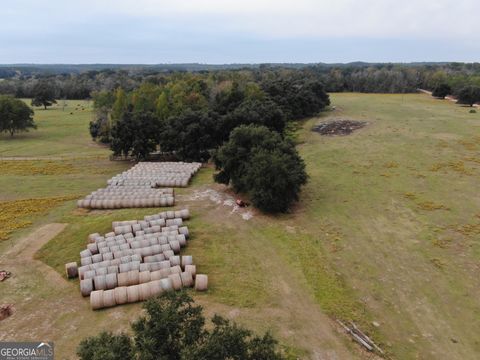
xmin=1 ymin=95 xmax=480 ymax=359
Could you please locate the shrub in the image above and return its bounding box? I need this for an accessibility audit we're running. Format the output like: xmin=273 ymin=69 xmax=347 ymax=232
xmin=456 ymin=85 xmax=480 ymax=107
xmin=432 ymin=83 xmax=451 ymax=99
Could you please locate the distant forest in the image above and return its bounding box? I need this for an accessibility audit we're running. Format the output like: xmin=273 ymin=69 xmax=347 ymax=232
xmin=1 ymin=62 xmax=480 ymax=99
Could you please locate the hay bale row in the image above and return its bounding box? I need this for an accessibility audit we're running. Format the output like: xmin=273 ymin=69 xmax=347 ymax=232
xmin=91 ymin=271 xmax=205 ymax=309
xmin=78 ymin=196 xmax=174 ymax=209
xmin=107 ymin=161 xmax=201 ymax=188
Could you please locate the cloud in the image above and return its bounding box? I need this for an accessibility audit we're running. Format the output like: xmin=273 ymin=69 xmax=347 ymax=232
xmin=0 ymin=0 xmax=478 ymax=63
xmin=84 ymin=0 xmax=478 ymax=39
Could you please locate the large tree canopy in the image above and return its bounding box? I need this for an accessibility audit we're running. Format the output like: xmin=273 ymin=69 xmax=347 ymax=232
xmin=158 ymin=110 xmax=220 ymax=162
xmin=110 ymin=110 xmax=161 ymax=159
xmin=31 ymin=80 xmax=57 ymax=109
xmin=0 ymin=95 xmax=36 ymax=136
xmin=218 ymin=98 xmax=286 ymax=141
xmin=261 ymin=78 xmax=330 ymax=119
xmin=213 ymin=125 xmax=307 ymax=213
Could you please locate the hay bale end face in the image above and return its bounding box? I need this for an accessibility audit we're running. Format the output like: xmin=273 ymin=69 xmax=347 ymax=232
xmin=65 ymin=262 xmax=78 ymax=278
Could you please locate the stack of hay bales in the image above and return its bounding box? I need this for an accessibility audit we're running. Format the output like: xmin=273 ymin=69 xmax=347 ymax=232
xmin=77 ymin=162 xmax=202 ymax=209
xmin=108 ymin=162 xmax=202 ymax=188
xmin=67 ymin=209 xmax=208 ymax=310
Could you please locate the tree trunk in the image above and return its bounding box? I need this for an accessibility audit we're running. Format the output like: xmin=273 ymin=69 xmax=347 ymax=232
xmin=44 ymin=104 xmax=47 ymax=110
xmin=9 ymin=129 xmax=14 ymax=137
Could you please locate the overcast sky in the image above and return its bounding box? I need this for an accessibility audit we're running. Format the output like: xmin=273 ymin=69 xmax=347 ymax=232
xmin=1 ymin=0 xmax=478 ymax=64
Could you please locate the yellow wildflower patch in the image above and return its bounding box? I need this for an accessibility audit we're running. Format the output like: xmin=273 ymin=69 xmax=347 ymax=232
xmin=0 ymin=196 xmax=80 ymax=240
xmin=0 ymin=160 xmax=76 ymax=175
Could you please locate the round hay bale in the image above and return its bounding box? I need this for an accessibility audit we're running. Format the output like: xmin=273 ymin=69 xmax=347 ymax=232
xmin=96 ymin=267 xmax=108 ymax=276
xmin=169 ymin=255 xmax=180 ymax=267
xmin=117 ymin=272 xmax=129 ymax=287
xmin=80 ymin=249 xmax=92 ymax=258
xmin=114 ymin=286 xmax=128 ymax=305
xmin=87 ymin=243 xmax=99 ymax=255
xmin=158 ymin=268 xmax=171 ymax=278
xmin=177 ymin=234 xmax=187 ymax=247
xmin=160 ymin=244 xmax=171 ymax=253
xmin=150 ymin=270 xmax=163 ymax=281
xmin=65 ymin=262 xmax=78 ymax=278
xmin=102 ymin=252 xmax=114 ymax=261
xmin=139 ymin=271 xmax=151 ymax=284
xmin=160 ymin=278 xmax=173 ymax=292
xmin=127 ymin=270 xmax=139 ymax=286
xmin=169 ymin=241 xmax=181 ymax=254
xmin=131 ymin=254 xmax=142 ymax=262
xmin=80 ymin=278 xmax=93 ymax=297
xmin=168 ymin=273 xmax=183 ymax=290
xmin=169 ymin=265 xmax=182 ymax=274
xmin=138 ymin=283 xmax=151 ymax=301
xmin=180 ymin=209 xmax=190 ymax=219
xmin=181 ymin=256 xmax=193 ymax=269
xmin=127 ymin=285 xmax=140 ymax=303
xmin=163 ymin=250 xmax=174 ymax=260
xmin=103 ymin=289 xmax=116 ymax=308
xmin=107 ymin=265 xmax=119 ymax=274
xmin=90 ymin=290 xmax=104 ymax=310
xmin=166 ymin=211 xmax=175 ymax=219
xmin=159 ymin=260 xmax=171 ymax=270
xmin=92 ymin=254 xmax=103 ymax=263
xmin=180 ymin=272 xmax=193 ymax=287
xmin=148 ymin=280 xmax=163 ymax=298
xmin=185 ymin=265 xmax=196 ymax=278
xmin=130 ymin=261 xmax=140 ymax=271
xmin=178 ymin=226 xmax=189 ymax=238
xmin=84 ymin=270 xmax=96 ymax=280
xmin=105 ymin=273 xmax=118 ymax=289
xmin=195 ymin=274 xmax=208 ymax=291
xmin=139 ymin=263 xmax=150 ymax=272
xmin=119 ymin=263 xmax=131 ymax=273
xmin=94 ymin=275 xmax=107 ymax=290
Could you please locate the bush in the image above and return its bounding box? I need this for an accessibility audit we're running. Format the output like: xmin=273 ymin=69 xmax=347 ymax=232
xmin=77 ymin=292 xmax=285 ymax=360
xmin=456 ymin=85 xmax=480 ymax=107
xmin=213 ymin=125 xmax=307 ymax=213
xmin=469 ymin=109 xmax=477 ymax=114
xmin=432 ymin=83 xmax=451 ymax=99
xmin=0 ymin=95 xmax=36 ymax=136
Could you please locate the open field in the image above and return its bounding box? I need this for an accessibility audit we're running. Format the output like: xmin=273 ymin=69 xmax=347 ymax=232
xmin=1 ymin=95 xmax=480 ymax=359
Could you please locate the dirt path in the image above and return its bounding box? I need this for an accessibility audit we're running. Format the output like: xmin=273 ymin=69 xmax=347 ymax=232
xmin=3 ymin=223 xmax=67 ymax=261
xmin=0 ymin=224 xmax=142 ymax=357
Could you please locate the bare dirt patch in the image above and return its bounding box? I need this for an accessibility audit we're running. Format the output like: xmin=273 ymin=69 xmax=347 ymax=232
xmin=312 ymin=120 xmax=367 ymax=136
xmin=186 ymin=187 xmax=255 ymax=220
xmin=0 ymin=304 xmax=15 ymax=321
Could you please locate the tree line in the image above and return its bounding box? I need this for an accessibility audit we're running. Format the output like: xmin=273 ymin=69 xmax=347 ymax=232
xmin=2 ymin=62 xmax=480 ymax=99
